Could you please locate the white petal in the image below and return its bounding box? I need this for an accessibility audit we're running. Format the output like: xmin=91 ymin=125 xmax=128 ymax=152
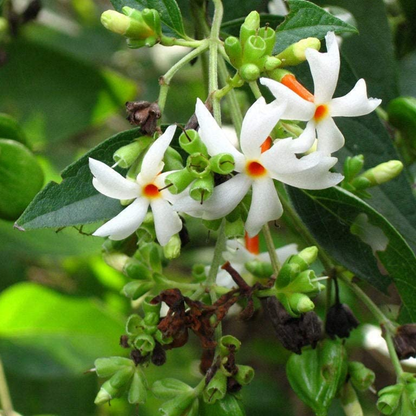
xmin=224 ymin=240 xmax=255 ymax=264
xmin=245 ymin=178 xmax=283 ymax=237
xmin=330 ymin=79 xmax=382 ymax=117
xmin=284 ymin=122 xmax=316 ymax=154
xmin=260 ymin=78 xmax=315 ymax=120
xmin=150 ymin=198 xmax=183 ymax=246
xmin=89 ymin=158 xmax=140 ymax=200
xmin=140 ymin=125 xmax=177 ymax=182
xmin=196 ymin=99 xmax=245 ymax=171
xmin=93 ymin=197 xmax=148 ymax=240
xmin=173 ymin=174 xmax=252 ymax=220
xmin=258 ymin=243 xmax=298 ymax=263
xmin=305 ymin=31 xmax=340 ymax=104
xmin=272 ymin=152 xmax=343 ymax=189
xmin=316 ymin=117 xmax=345 ymax=154
xmin=240 ymin=97 xmax=286 ymax=158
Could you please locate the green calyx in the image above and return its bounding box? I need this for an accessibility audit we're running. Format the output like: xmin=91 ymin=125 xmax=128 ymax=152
xmin=240 ymin=11 xmax=260 ymax=46
xmin=186 ymin=152 xmax=211 ymax=178
xmin=165 ymin=169 xmax=195 ymax=194
xmin=163 ymin=234 xmax=182 ymax=259
xmin=244 ymin=260 xmax=273 ymax=278
xmin=159 ymin=390 xmax=198 ymax=416
xmin=219 ymin=335 xmax=241 ymax=357
xmin=348 ymin=361 xmax=375 ymax=391
xmin=189 ymin=175 xmax=214 ymax=202
xmin=113 ymin=136 xmax=153 ymax=168
xmin=179 ymin=129 xmax=208 ymax=156
xmin=276 ymin=37 xmax=321 ymax=67
xmin=204 ymin=371 xmax=227 ymax=404
xmin=122 ymin=280 xmax=155 ymax=300
xmin=209 ymin=153 xmax=235 ymax=175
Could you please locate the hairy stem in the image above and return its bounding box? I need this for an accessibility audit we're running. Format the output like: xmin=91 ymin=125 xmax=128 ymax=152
xmin=0 ymin=357 xmax=14 ymax=416
xmin=262 ymin=224 xmax=280 ymax=275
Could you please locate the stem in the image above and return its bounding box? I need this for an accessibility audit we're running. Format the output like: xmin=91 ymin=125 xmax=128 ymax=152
xmin=249 ymin=81 xmax=262 ymax=99
xmin=385 ymin=330 xmax=404 ymax=377
xmin=158 ymin=41 xmax=209 ymax=113
xmin=262 ymin=224 xmax=280 ymax=275
xmin=0 ymin=357 xmax=14 ymax=416
xmin=207 ymin=220 xmax=227 ymax=287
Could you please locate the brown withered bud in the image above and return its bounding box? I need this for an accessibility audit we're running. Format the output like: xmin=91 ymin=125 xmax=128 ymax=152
xmin=126 ymin=101 xmax=161 ymax=135
xmin=393 ymin=324 xmax=416 ymax=360
xmin=22 ymin=0 xmax=42 ymax=24
xmin=151 ymin=342 xmax=167 ymax=366
xmin=227 ymin=377 xmax=242 ymax=393
xmin=184 ymin=113 xmax=199 ymax=131
xmin=120 ymin=335 xmax=130 ymax=348
xmin=130 ymin=349 xmax=147 ymax=366
xmin=325 ymin=303 xmax=359 ymax=339
xmin=265 ymin=297 xmax=323 ymax=354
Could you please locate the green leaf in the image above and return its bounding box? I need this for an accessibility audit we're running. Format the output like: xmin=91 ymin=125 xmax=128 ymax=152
xmin=287 ymin=186 xmax=416 ymax=320
xmin=312 ymin=0 xmax=398 ymax=104
xmin=274 ymin=0 xmax=358 ymax=53
xmin=15 ymin=128 xmax=141 ymax=230
xmin=0 ymin=140 xmax=44 ymax=221
xmin=110 ymin=0 xmax=186 ymax=38
xmin=0 ymin=282 xmax=125 ymax=378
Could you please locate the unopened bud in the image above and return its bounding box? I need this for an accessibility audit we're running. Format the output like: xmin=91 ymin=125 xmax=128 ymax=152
xmin=123 ymin=280 xmax=154 ymax=300
xmin=264 ymin=56 xmax=282 ymax=71
xmin=189 ymin=175 xmax=214 ymax=202
xmin=141 ymin=8 xmax=161 ymax=36
xmin=113 ymin=137 xmax=152 ymax=168
xmin=128 ymin=368 xmax=148 ymax=404
xmin=163 ymin=234 xmax=181 ymax=259
xmin=165 ymin=169 xmax=194 ymax=194
xmin=94 ymin=357 xmax=134 ymax=378
xmin=164 ymin=146 xmax=184 ymax=171
xmin=109 ymin=366 xmax=135 ymax=389
xmin=240 ymin=63 xmax=260 ymax=81
xmin=94 ymin=379 xmax=120 ymax=404
xmin=348 ymin=361 xmax=375 ymax=391
xmin=245 ymin=260 xmax=273 ymax=278
xmin=276 ymin=262 xmax=300 ymax=288
xmin=124 ymin=258 xmax=153 ymax=280
xmin=240 ymin=11 xmax=260 ymax=45
xmin=356 ymin=160 xmax=403 ymax=187
xmin=277 ymin=37 xmax=321 ymax=67
xmin=159 ymin=390 xmax=197 ymax=416
xmin=152 ymin=378 xmax=193 ymax=400
xmin=103 ymin=253 xmax=129 ymax=272
xmin=298 ymin=246 xmax=318 ymax=266
xmin=224 ymin=36 xmax=243 ymax=69
xmin=344 ymin=155 xmax=364 ymax=182
xmin=288 ymin=293 xmax=315 ymax=314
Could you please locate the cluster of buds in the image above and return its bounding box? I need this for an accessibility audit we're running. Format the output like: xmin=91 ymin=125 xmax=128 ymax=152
xmin=101 ymin=6 xmax=162 ymax=48
xmin=377 ymin=373 xmax=416 ymax=415
xmin=93 ymin=356 xmax=148 ymax=405
xmin=342 ymin=154 xmax=403 ymax=198
xmin=224 ymin=11 xmax=320 ymax=82
xmin=271 ymin=246 xmax=324 ymax=317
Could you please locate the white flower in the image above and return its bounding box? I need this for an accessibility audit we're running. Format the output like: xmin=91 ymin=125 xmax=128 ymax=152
xmin=173 ymin=98 xmax=342 ymax=237
xmin=89 ymin=125 xmax=182 ymax=245
xmin=260 ymin=32 xmax=382 ymax=155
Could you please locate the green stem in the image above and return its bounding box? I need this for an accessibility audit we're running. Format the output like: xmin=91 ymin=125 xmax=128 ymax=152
xmin=385 ymin=330 xmax=404 ymax=377
xmin=262 ymin=224 xmax=280 ymax=275
xmin=0 ymin=357 xmax=14 ymax=416
xmin=249 ymin=81 xmax=262 ymax=99
xmin=207 ymin=220 xmax=227 ymax=287
xmin=158 ymin=41 xmax=209 ymax=113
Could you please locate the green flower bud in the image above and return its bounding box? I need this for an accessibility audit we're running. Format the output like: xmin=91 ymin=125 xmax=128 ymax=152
xmin=192 ymin=264 xmax=207 ymax=282
xmin=164 ymin=146 xmax=184 ymax=171
xmin=103 ymin=253 xmax=129 ymax=272
xmin=243 ymin=36 xmax=267 ymax=63
xmin=159 ymin=390 xmax=198 ymax=416
xmin=165 ymin=169 xmax=194 ymax=194
xmin=348 ymin=361 xmax=375 ymax=391
xmin=355 ymin=160 xmax=404 ymax=187
xmin=244 ymin=260 xmax=273 ymax=278
xmin=128 ymin=368 xmax=148 ymax=404
xmin=134 ymin=333 xmax=156 ymax=354
xmin=225 ymin=217 xmax=245 ymax=239
xmin=350 ymin=176 xmax=372 ymax=191
xmin=123 ymin=280 xmax=155 ymax=300
xmin=297 ymin=246 xmax=318 ymax=266
xmin=94 ymin=379 xmax=121 ymax=404
xmin=137 ymin=241 xmax=163 ymax=272
xmin=113 ymin=137 xmax=153 ymax=168
xmin=179 ymin=129 xmax=208 ymax=156
xmin=219 ymin=335 xmax=241 ymax=357
xmin=187 ymin=153 xmax=211 ymax=178
xmin=209 ymin=153 xmax=235 ymax=175
xmin=204 ymin=371 xmax=227 ymax=404
xmin=154 ymin=329 xmax=174 ymax=345
xmin=276 ymin=263 xmax=300 ymax=288
xmin=277 ymin=37 xmax=321 ymax=67
xmin=189 ymin=175 xmax=214 ymax=203
xmin=224 ymin=36 xmax=243 ymax=69
xmin=124 ymin=258 xmax=153 ymax=280
xmin=240 ymin=11 xmax=260 ymax=46
xmin=240 ymin=63 xmax=260 ymax=82
xmin=94 ymin=357 xmax=134 ymax=378
xmin=199 ymin=394 xmax=246 ymax=416
xmin=344 ymin=155 xmax=364 ymax=182
xmin=163 ymin=233 xmax=182 ymax=259
xmin=144 ymin=312 xmax=159 ymax=327
xmin=126 ymin=314 xmax=144 ymax=336
xmin=109 ymin=366 xmax=135 ymax=389
xmin=258 ymin=26 xmax=276 ymax=55
xmin=377 ymin=384 xmax=404 ymax=415
xmin=142 ymin=8 xmax=161 ymax=36
xmin=234 ymin=365 xmax=255 ymax=385
xmin=152 ymin=378 xmax=193 ymax=400
xmin=143 ymin=295 xmax=162 ymax=315
xmin=288 ymin=293 xmax=315 ymax=314
xmin=264 ymin=56 xmax=282 ymax=71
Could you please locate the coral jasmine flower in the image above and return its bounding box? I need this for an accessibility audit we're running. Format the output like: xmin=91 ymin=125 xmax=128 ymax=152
xmin=260 ymin=32 xmax=382 ymax=155
xmin=173 ymin=98 xmax=342 ymax=237
xmin=89 ymin=125 xmax=182 ymax=245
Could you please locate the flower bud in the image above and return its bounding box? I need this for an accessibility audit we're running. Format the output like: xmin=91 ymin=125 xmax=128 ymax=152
xmin=199 ymin=394 xmax=246 ymax=416
xmin=189 ymin=175 xmax=214 ymax=202
xmin=179 ymin=129 xmax=208 ymax=156
xmin=103 ymin=253 xmax=129 ymax=272
xmin=109 ymin=366 xmax=135 ymax=389
xmin=277 ymin=37 xmax=321 ymax=67
xmin=297 ymin=246 xmax=319 ymax=266
xmin=243 ymin=36 xmax=267 ymax=63
xmin=350 ymin=176 xmax=372 ymax=191
xmin=94 ymin=357 xmax=134 ymax=378
xmin=234 ymin=365 xmax=255 ymax=385
xmin=348 ymin=361 xmax=375 ymax=391
xmin=276 ymin=262 xmax=300 ymax=288
xmin=141 ymin=8 xmax=161 ymax=36
xmin=258 ymin=26 xmax=276 ymax=55
xmin=204 ymin=371 xmax=227 ymax=404
xmin=165 ymin=169 xmax=194 ymax=194
xmin=224 ymin=36 xmax=243 ymax=68
xmin=264 ymin=56 xmax=281 ymax=71
xmin=164 ymin=146 xmax=184 ymax=171
xmin=240 ymin=63 xmax=261 ymax=82
xmin=355 ymin=160 xmax=403 ymax=187
xmin=377 ymin=384 xmax=404 ymax=415
xmin=192 ymin=264 xmax=207 ymax=282
xmin=126 ymin=314 xmax=144 ymax=336
xmin=134 ymin=333 xmax=156 ymax=354
xmin=163 ymin=234 xmax=181 ymax=259
xmin=325 ymin=303 xmax=359 ymax=339
xmin=126 ymin=101 xmax=161 ymax=135
xmin=244 ymin=260 xmax=273 ymax=278
xmin=94 ymin=379 xmax=120 ymax=404
xmin=152 ymin=378 xmax=193 ymax=400
xmin=288 ymin=293 xmax=315 ymax=314
xmin=159 ymin=390 xmax=198 ymax=416
xmin=393 ymin=324 xmax=416 ymax=360
xmin=240 ymin=11 xmax=260 ymax=46
xmin=124 ymin=258 xmax=153 ymax=280
xmin=113 ymin=137 xmax=153 ymax=168
xmin=186 ymin=152 xmax=211 ymax=178
xmin=128 ymin=368 xmax=148 ymax=404
xmin=123 ymin=280 xmax=154 ymax=300
xmin=219 ymin=335 xmax=241 ymax=357
xmin=344 ymin=155 xmax=364 ymax=182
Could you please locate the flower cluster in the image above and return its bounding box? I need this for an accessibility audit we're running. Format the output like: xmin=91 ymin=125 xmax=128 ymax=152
xmin=89 ymin=31 xmax=380 ymax=246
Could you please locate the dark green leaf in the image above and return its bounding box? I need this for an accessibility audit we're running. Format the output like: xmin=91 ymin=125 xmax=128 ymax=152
xmin=312 ymin=0 xmax=399 ymax=104
xmin=110 ymin=0 xmax=186 ymax=38
xmin=15 ymin=128 xmax=141 ymax=230
xmin=287 ymin=186 xmax=416 ymax=321
xmin=274 ymin=0 xmax=358 ymax=53
xmin=0 ymin=282 xmax=125 ymax=378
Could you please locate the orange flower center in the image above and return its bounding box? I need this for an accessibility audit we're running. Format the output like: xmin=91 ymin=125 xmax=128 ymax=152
xmin=246 ymin=161 xmax=266 ymax=178
xmin=143 ymin=183 xmax=160 ymax=198
xmin=314 ymin=104 xmax=329 ymax=122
